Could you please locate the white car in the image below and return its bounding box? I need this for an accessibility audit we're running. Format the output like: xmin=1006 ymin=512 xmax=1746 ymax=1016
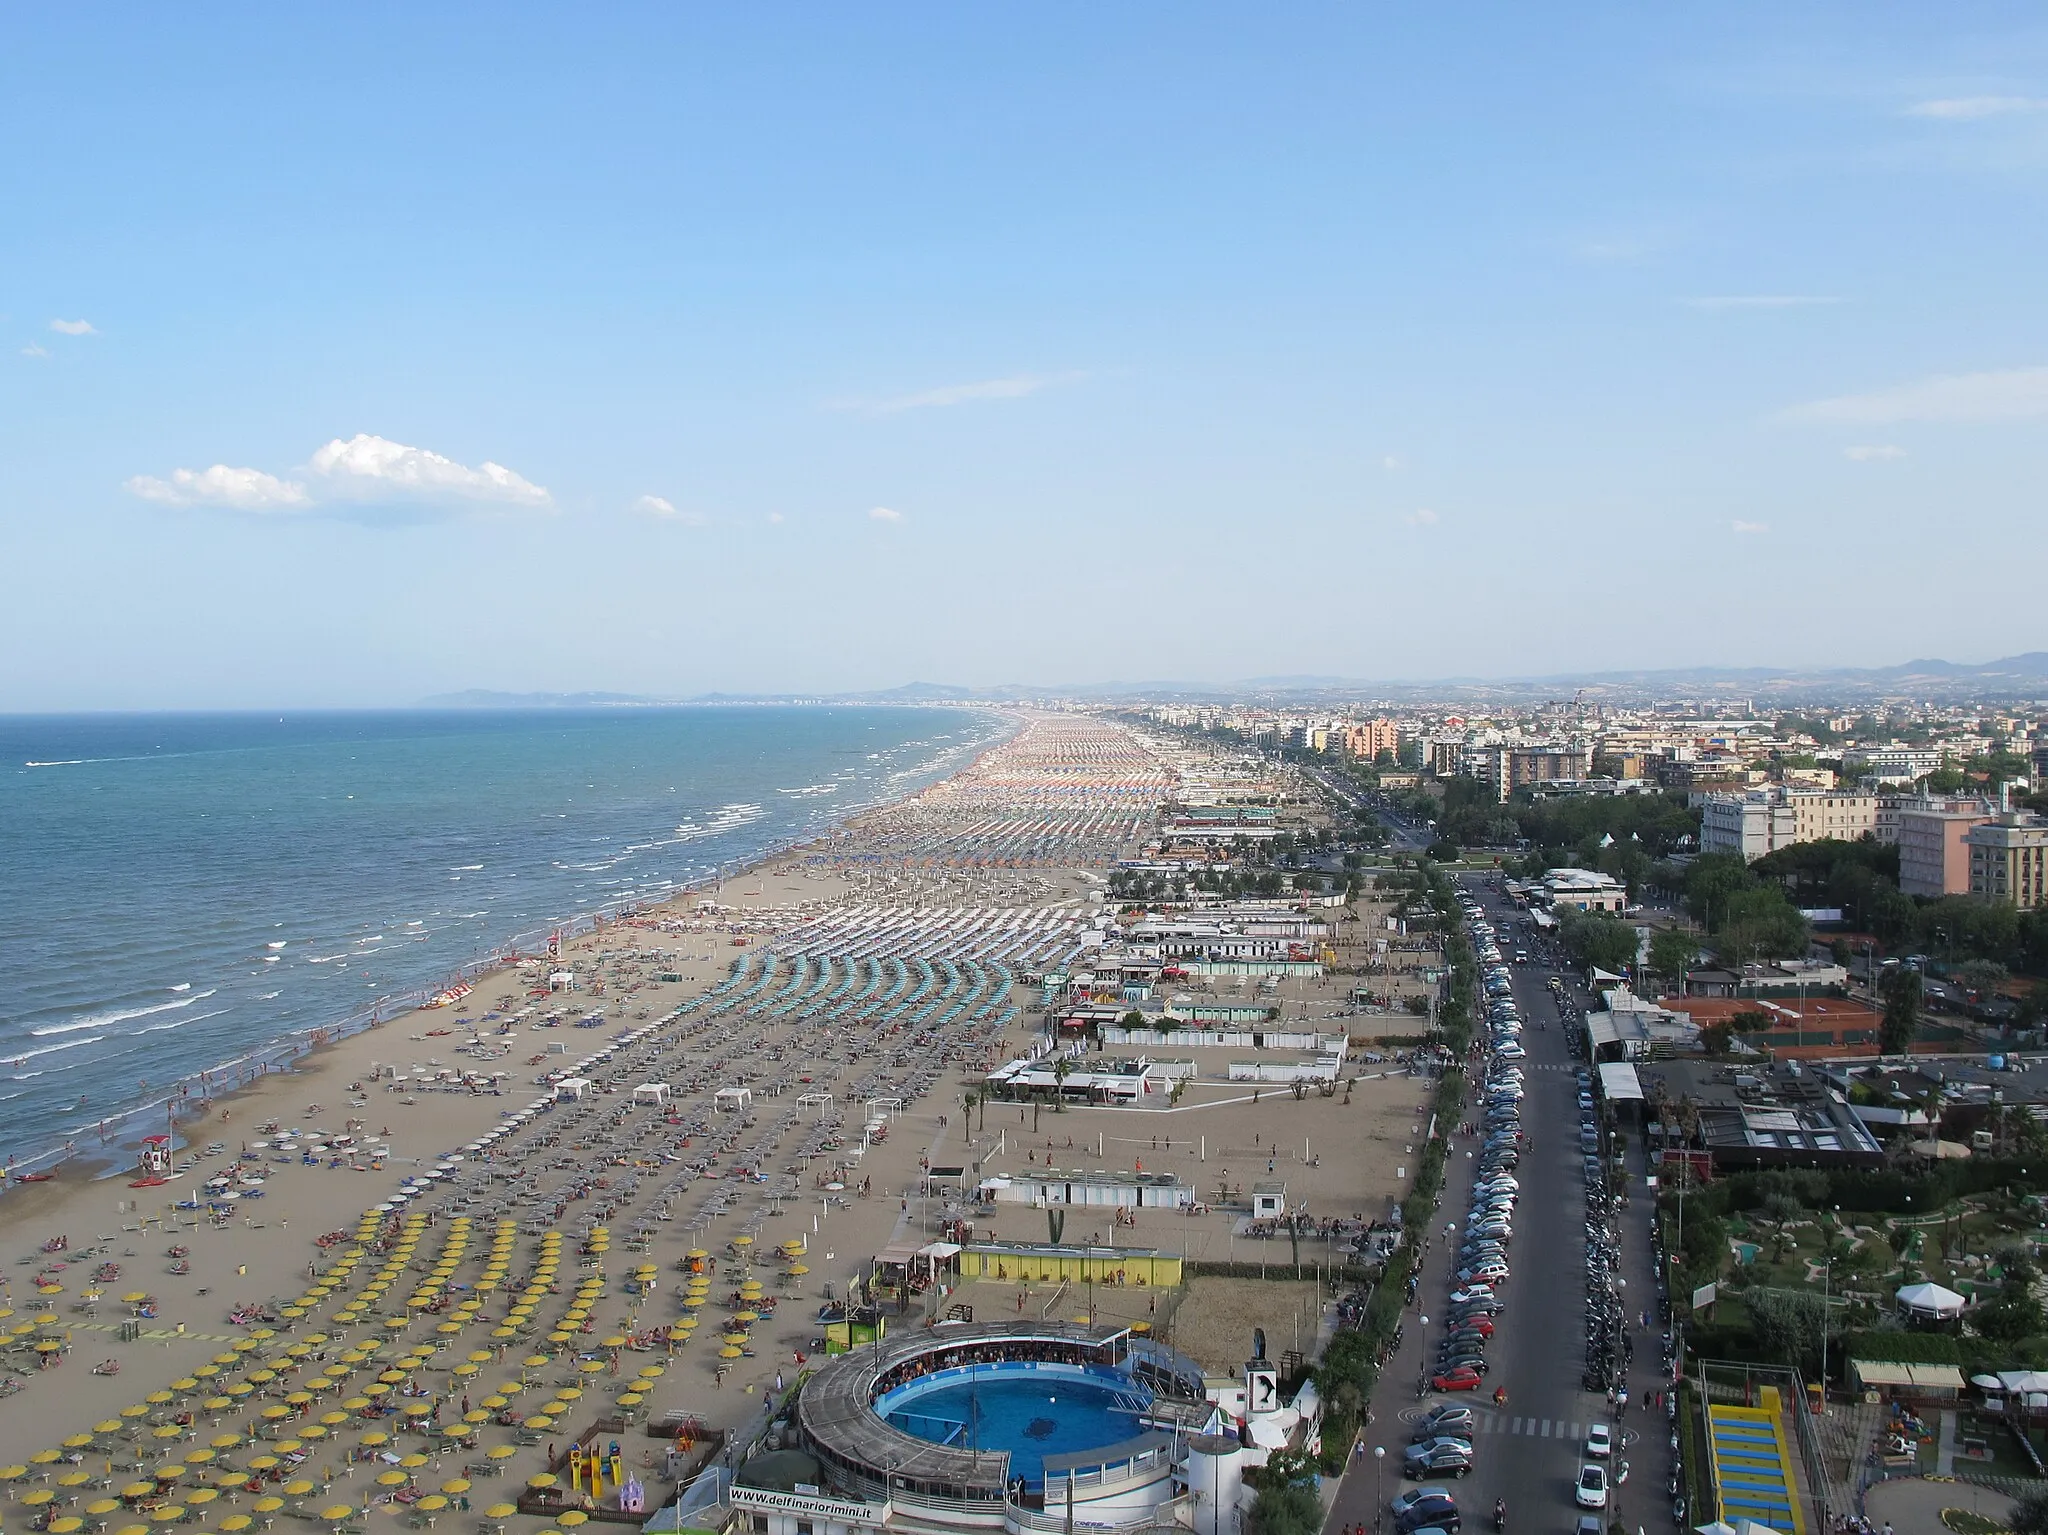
xmin=1575 ymin=1464 xmax=1608 ymax=1509
xmin=1585 ymin=1424 xmax=1612 ymax=1458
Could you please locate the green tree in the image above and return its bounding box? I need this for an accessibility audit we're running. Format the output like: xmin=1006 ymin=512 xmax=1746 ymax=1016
xmin=1560 ymin=909 xmax=1640 ymax=974
xmin=1685 ymin=851 xmax=1757 ymax=926
xmin=1649 ymin=927 xmax=1702 ymax=989
xmin=1248 ymin=1481 xmax=1321 ymax=1535
xmin=1974 ymin=1291 xmax=2042 ymax=1344
xmin=1717 ymin=884 xmax=1810 ymax=961
xmin=1748 ymin=1287 xmax=1834 ymax=1376
xmin=1879 ymin=966 xmax=1923 ymax=1055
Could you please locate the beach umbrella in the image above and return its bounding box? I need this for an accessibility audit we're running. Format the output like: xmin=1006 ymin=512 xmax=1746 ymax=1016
xmin=184 ymin=1449 xmax=216 ymax=1465
xmin=601 ymin=1335 xmax=628 ymax=1349
xmin=86 ymin=1500 xmax=121 ymax=1517
xmin=93 ymin=1421 xmax=123 ymax=1436
xmin=300 ymin=1425 xmax=329 ymax=1441
xmin=484 ymin=1504 xmax=517 ymax=1520
xmin=486 ymin=1447 xmax=516 ymax=1464
xmin=439 ymin=1480 xmax=470 ymax=1497
xmin=284 ymin=1392 xmax=314 ymax=1407
xmin=250 ymin=1497 xmax=284 ymax=1516
xmin=119 ymin=1483 xmax=158 ymax=1501
xmin=615 ymin=1393 xmax=643 ymax=1409
xmin=282 ymin=1480 xmax=315 ymax=1498
xmin=635 ymin=1366 xmax=663 ymax=1380
xmin=526 ymin=1475 xmax=557 ymax=1490
xmin=576 ymin=1360 xmax=603 ymax=1374
xmin=523 ymin=1415 xmax=554 ymax=1432
xmin=186 ymin=1489 xmax=219 ymax=1508
xmin=358 ymin=1434 xmax=389 ymax=1449
xmin=462 ymin=1411 xmax=489 ymax=1425
xmin=202 ymin=1396 xmax=233 ymax=1412
xmin=170 ymin=1376 xmax=200 ymax=1392
xmin=246 ymin=1457 xmax=278 ymax=1474
xmin=319 ymin=1505 xmax=354 ymax=1525
xmin=557 ymin=1514 xmax=588 ymax=1528
xmin=398 ymin=1456 xmax=429 ymax=1471
xmin=478 ymin=1396 xmax=506 ymax=1411
xmin=149 ymin=1508 xmax=183 ymax=1526
xmin=220 ymin=1516 xmax=254 ymax=1532
xmin=718 ymin=1346 xmax=742 ymax=1359
xmin=61 ymin=1434 xmax=93 ymax=1451
xmin=112 ymin=1524 xmax=150 ymax=1535
xmin=416 ymin=1496 xmax=449 ymax=1513
xmin=152 ymin=1426 xmax=184 ymax=1441
xmin=49 ymin=1517 xmax=85 ymax=1535
xmin=318 ymin=1413 xmax=347 ymax=1428
xmin=57 ymin=1471 xmax=91 ymax=1487
xmin=374 ymin=1472 xmax=407 ymax=1489
xmin=208 ymin=1436 xmax=239 ymax=1451
xmin=401 ymin=1402 xmax=435 ymax=1418
xmin=246 ymin=1370 xmax=276 ymax=1385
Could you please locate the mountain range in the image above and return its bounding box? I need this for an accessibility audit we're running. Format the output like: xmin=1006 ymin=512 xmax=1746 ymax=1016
xmin=419 ymin=653 xmax=2048 ymax=710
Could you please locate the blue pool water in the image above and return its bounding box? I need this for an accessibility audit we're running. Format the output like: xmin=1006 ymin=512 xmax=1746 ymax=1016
xmin=885 ymin=1370 xmax=1144 ymax=1486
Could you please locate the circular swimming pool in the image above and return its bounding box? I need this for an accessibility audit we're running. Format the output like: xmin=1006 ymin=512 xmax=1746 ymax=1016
xmin=879 ymin=1363 xmax=1147 ymax=1488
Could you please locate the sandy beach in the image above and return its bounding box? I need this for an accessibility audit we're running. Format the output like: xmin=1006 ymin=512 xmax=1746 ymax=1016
xmin=0 ymin=712 xmax=1438 ymax=1529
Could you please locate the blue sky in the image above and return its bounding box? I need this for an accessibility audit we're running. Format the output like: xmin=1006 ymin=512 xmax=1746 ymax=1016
xmin=4 ymin=5 xmax=2046 ymax=707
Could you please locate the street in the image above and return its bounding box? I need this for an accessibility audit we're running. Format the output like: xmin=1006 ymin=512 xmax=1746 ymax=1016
xmin=1324 ymin=876 xmax=1676 ymax=1535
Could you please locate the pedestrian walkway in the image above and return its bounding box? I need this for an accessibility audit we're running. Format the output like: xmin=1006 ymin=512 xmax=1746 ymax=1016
xmin=1477 ymin=1414 xmax=1591 ymax=1441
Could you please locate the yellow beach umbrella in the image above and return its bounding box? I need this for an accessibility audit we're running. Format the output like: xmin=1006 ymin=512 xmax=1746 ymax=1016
xmin=251 ymin=1497 xmax=284 ymax=1515
xmin=358 ymin=1433 xmax=389 ymax=1448
xmin=50 ymin=1518 xmax=86 ymax=1535
xmin=439 ymin=1479 xmax=470 ymax=1496
xmin=86 ymin=1499 xmax=122 ymax=1517
xmin=398 ymin=1455 xmax=429 ymax=1471
xmin=485 ymin=1503 xmax=517 ymax=1519
xmin=375 ymin=1471 xmax=407 ymax=1487
xmin=186 ymin=1488 xmax=219 ymax=1507
xmin=282 ymin=1480 xmax=315 ymax=1497
xmin=557 ymin=1514 xmax=589 ymax=1529
xmin=220 ymin=1517 xmax=254 ymax=1532
xmin=415 ymin=1496 xmax=448 ymax=1513
xmin=526 ymin=1474 xmax=557 ymax=1489
xmin=486 ymin=1447 xmax=517 ymax=1463
xmin=58 ymin=1471 xmax=92 ymax=1487
xmin=718 ymin=1346 xmax=742 ymax=1359
xmin=61 ymin=1434 xmax=94 ymax=1450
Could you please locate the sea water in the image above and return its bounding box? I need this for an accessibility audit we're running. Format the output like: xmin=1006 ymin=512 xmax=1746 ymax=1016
xmin=0 ymin=705 xmax=1004 ymax=1162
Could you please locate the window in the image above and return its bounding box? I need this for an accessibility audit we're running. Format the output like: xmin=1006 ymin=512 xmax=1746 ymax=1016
xmin=750 ymin=1520 xmax=768 ymax=1534
xmin=796 ymin=1523 xmax=814 ymax=1535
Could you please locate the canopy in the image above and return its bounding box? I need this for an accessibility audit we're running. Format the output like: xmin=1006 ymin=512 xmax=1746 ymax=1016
xmin=1896 ymin=1281 xmax=1966 ymax=1319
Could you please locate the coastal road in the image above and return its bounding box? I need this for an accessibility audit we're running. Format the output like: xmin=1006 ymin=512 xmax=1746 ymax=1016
xmin=1324 ymin=878 xmax=1674 ymax=1535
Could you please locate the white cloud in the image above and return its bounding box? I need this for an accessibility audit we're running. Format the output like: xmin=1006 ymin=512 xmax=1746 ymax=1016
xmin=1684 ymin=295 xmax=1842 ymax=310
xmin=49 ymin=318 xmax=96 ymax=336
xmin=308 ymin=434 xmax=550 ymax=507
xmin=125 ymin=464 xmax=311 ymax=511
xmin=767 ymin=512 xmax=785 ymax=525
xmin=835 ymin=373 xmax=1078 ymax=415
xmin=1381 ymin=455 xmax=1404 ymax=471
xmin=1782 ymin=367 xmax=2048 ymax=424
xmin=1732 ymin=519 xmax=1769 ymax=535
xmin=868 ymin=506 xmax=905 ymax=522
xmin=1405 ymin=508 xmax=1439 ymax=527
xmin=19 ymin=342 xmax=49 ymax=359
xmin=635 ymin=494 xmax=705 ymax=526
xmin=1909 ymin=96 xmax=2048 ymax=120
xmin=1844 ymin=444 xmax=1907 ymax=461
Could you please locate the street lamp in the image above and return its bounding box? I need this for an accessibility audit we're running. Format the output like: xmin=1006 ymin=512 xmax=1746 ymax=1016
xmin=1374 ymin=1445 xmax=1386 ymax=1533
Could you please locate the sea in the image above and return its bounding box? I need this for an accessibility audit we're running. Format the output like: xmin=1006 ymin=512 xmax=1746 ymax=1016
xmin=0 ymin=704 xmax=1007 ymax=1166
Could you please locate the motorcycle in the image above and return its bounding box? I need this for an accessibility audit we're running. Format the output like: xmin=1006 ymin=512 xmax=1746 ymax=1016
xmin=1494 ymin=1501 xmax=1506 ymax=1533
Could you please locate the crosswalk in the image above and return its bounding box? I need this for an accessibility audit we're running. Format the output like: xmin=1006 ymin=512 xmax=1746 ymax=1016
xmin=1476 ymin=1414 xmax=1592 ymax=1441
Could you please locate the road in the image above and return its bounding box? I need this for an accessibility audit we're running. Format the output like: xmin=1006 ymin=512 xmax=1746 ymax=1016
xmin=1324 ymin=876 xmax=1676 ymax=1535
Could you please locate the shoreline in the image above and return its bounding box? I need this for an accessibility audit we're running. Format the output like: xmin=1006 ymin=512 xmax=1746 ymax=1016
xmin=3 ymin=706 xmax=1023 ymax=1188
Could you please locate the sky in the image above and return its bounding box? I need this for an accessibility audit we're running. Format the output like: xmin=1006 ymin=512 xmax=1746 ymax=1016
xmin=4 ymin=4 xmax=2047 ymax=708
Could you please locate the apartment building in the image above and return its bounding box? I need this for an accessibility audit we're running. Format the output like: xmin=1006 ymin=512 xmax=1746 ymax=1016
xmin=1966 ymin=813 xmax=2048 ymax=909
xmin=1700 ymin=791 xmax=1797 ymax=861
xmin=1341 ymin=718 xmax=1400 ymax=761
xmin=1897 ymin=801 xmax=1995 ymax=897
xmin=1699 ymin=786 xmax=1879 ymax=862
xmin=1508 ymin=742 xmax=1594 ymax=790
xmin=1785 ymin=788 xmax=1877 ymax=844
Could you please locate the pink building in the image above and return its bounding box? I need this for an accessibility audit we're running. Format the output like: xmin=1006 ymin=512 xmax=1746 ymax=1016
xmin=1897 ymin=800 xmax=1994 ymax=897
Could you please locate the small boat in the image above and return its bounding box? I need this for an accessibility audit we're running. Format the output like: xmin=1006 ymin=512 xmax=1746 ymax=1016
xmin=15 ymin=1172 xmax=53 ymax=1184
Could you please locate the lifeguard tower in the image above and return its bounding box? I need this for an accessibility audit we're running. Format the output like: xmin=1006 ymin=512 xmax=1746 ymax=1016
xmin=137 ymin=1135 xmax=176 ymax=1183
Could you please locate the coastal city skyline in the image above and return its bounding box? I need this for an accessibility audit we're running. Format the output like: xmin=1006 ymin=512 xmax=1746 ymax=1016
xmin=5 ymin=6 xmax=2048 ymax=708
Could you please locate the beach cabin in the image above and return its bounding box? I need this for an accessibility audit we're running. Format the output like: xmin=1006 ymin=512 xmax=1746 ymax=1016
xmin=631 ymin=1083 xmax=672 ymax=1108
xmin=554 ymin=1077 xmax=594 ymax=1102
xmin=549 ymin=970 xmax=578 ymax=992
xmin=1251 ymin=1181 xmax=1287 ymax=1220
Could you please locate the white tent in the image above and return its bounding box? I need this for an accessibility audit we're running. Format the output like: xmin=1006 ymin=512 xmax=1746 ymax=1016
xmin=632 ymin=1083 xmax=672 ymax=1107
xmin=554 ymin=1076 xmax=594 ymax=1102
xmin=1696 ymin=1521 xmax=1785 ymax=1535
xmin=714 ymin=1086 xmax=753 ymax=1112
xmin=1896 ymin=1281 xmax=1967 ymax=1320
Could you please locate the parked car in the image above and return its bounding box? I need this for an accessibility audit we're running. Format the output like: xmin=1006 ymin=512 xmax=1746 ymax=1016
xmin=1575 ymin=1465 xmax=1608 ymax=1509
xmin=1430 ymin=1366 xmax=1483 ymax=1392
xmin=1585 ymin=1424 xmax=1612 ymax=1458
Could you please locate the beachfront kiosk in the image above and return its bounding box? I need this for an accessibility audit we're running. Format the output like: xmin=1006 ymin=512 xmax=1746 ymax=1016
xmin=138 ymin=1135 xmax=175 ymax=1181
xmin=769 ymin=1319 xmax=1218 ymax=1535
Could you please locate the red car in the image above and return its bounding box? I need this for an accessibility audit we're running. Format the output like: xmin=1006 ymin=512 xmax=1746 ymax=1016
xmin=1451 ymin=1316 xmax=1494 ymax=1338
xmin=1431 ymin=1366 xmax=1483 ymax=1392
